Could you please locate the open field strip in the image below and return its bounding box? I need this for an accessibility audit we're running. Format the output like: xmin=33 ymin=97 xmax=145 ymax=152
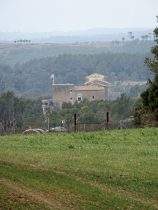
xmin=0 ymin=128 xmax=158 ymax=209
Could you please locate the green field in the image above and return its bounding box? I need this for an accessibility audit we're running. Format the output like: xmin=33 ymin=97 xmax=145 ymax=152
xmin=0 ymin=128 xmax=158 ymax=210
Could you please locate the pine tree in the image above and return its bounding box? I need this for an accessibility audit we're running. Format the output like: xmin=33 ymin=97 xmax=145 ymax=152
xmin=141 ymin=17 xmax=158 ymax=121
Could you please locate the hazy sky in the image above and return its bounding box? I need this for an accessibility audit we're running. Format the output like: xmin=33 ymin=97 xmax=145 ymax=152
xmin=0 ymin=0 xmax=158 ymax=32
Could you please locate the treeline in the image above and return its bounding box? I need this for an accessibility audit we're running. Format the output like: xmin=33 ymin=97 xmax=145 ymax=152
xmin=134 ymin=25 xmax=158 ymax=127
xmin=0 ymin=91 xmax=44 ymax=135
xmin=47 ymin=94 xmax=135 ymax=129
xmin=0 ymin=91 xmax=135 ymax=134
xmin=0 ymin=52 xmax=151 ymax=98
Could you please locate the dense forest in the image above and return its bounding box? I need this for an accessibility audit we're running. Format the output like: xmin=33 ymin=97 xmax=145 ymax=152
xmin=0 ymin=52 xmax=151 ymax=98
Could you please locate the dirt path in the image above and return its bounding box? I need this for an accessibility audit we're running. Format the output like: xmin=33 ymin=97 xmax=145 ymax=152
xmin=0 ymin=178 xmax=67 ymax=210
xmin=1 ymin=172 xmax=158 ymax=210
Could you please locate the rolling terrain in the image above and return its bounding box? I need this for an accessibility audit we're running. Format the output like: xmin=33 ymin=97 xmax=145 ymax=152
xmin=0 ymin=41 xmax=152 ymax=98
xmin=0 ymin=128 xmax=158 ymax=209
xmin=0 ymin=40 xmax=153 ymax=66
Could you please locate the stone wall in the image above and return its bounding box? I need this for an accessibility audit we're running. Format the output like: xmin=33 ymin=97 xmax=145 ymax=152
xmin=53 ymin=84 xmax=74 ymax=108
xmin=52 ymin=74 xmax=109 ymax=107
xmin=53 ymin=84 xmax=108 ymax=107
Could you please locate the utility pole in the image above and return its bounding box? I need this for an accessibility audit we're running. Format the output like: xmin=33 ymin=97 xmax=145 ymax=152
xmin=48 ymin=117 xmax=50 ymax=132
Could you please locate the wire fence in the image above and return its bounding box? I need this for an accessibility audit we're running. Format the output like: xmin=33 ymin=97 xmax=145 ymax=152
xmin=65 ymin=114 xmax=135 ymax=132
xmin=0 ymin=113 xmax=135 ymax=135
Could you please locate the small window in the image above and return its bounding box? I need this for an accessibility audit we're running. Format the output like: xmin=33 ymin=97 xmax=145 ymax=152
xmin=77 ymin=96 xmax=82 ymax=101
xmin=92 ymin=96 xmax=95 ymax=99
xmin=70 ymin=97 xmax=73 ymax=100
xmin=77 ymin=94 xmax=82 ymax=102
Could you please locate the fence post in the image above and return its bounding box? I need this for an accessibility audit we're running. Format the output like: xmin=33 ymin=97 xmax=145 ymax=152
xmin=74 ymin=113 xmax=77 ymax=132
xmin=105 ymin=112 xmax=109 ymax=129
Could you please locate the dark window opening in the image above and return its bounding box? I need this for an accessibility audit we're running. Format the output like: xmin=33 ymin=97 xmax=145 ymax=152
xmin=77 ymin=96 xmax=82 ymax=101
xmin=77 ymin=94 xmax=82 ymax=102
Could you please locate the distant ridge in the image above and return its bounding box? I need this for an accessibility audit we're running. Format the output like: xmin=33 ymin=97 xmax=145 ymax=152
xmin=0 ymin=28 xmax=153 ymax=43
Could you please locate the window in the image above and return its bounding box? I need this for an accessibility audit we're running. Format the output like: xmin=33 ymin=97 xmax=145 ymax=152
xmin=77 ymin=96 xmax=82 ymax=101
xmin=77 ymin=94 xmax=82 ymax=102
xmin=92 ymin=96 xmax=95 ymax=99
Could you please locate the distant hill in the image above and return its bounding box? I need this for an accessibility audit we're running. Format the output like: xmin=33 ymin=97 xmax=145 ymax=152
xmin=0 ymin=40 xmax=154 ymax=66
xmin=0 ymin=31 xmax=153 ymax=98
xmin=0 ymin=52 xmax=151 ymax=98
xmin=0 ymin=27 xmax=153 ymax=43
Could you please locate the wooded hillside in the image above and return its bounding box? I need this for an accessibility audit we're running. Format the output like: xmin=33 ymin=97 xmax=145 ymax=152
xmin=0 ymin=52 xmax=151 ymax=98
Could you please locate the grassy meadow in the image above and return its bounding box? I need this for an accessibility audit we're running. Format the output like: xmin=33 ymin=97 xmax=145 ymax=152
xmin=0 ymin=128 xmax=158 ymax=210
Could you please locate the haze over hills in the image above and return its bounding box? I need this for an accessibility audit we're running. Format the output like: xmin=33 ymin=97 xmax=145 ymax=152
xmin=0 ymin=27 xmax=154 ymax=98
xmin=0 ymin=40 xmax=154 ymax=66
xmin=0 ymin=27 xmax=153 ymax=43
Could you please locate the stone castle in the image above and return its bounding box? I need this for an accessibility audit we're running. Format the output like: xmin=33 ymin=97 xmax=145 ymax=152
xmin=42 ymin=73 xmax=147 ymax=112
xmin=52 ymin=73 xmax=109 ymax=108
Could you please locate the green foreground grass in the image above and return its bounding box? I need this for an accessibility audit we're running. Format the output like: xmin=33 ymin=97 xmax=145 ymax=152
xmin=0 ymin=128 xmax=158 ymax=210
